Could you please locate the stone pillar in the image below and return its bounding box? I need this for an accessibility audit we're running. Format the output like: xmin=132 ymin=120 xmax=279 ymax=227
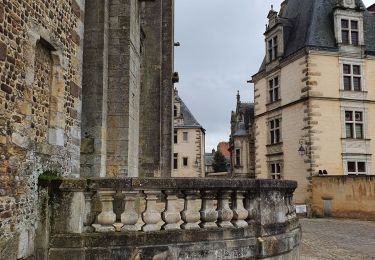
xmin=232 ymin=191 xmax=248 ymax=228
xmin=162 ymin=190 xmax=181 ymax=230
xmin=94 ymin=191 xmax=116 ymax=232
xmin=217 ymin=190 xmax=234 ymax=228
xmin=121 ymin=191 xmax=139 ymax=231
xmin=181 ymin=190 xmax=201 ymax=230
xmin=81 ymin=0 xmax=109 ymax=177
xmin=199 ymin=190 xmax=218 ymax=228
xmin=142 ymin=191 xmax=162 ymax=232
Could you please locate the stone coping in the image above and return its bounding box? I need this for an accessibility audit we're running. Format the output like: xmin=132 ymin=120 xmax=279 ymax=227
xmin=39 ymin=177 xmax=297 ymax=192
xmin=49 ymin=225 xmax=301 ymax=258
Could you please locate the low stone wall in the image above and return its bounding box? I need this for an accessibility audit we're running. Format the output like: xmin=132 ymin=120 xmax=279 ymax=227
xmin=37 ymin=178 xmax=301 ymax=259
xmin=312 ymin=176 xmax=375 ymax=220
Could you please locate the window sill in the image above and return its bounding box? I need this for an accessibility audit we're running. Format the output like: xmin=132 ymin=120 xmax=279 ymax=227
xmin=340 ymin=90 xmax=368 ymax=93
xmin=266 ymin=142 xmax=283 ymax=147
xmin=341 ymin=138 xmax=371 ymax=141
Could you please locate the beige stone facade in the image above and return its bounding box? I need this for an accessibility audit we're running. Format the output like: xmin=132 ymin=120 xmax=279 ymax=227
xmin=173 ymin=90 xmax=205 ymax=177
xmin=252 ymin=0 xmax=375 ymax=209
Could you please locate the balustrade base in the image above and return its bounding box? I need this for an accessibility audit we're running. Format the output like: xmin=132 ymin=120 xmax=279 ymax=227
xmin=92 ymin=224 xmax=115 ymax=233
xmin=180 ymin=223 xmax=200 ymax=230
xmin=232 ymin=220 xmax=248 ymax=228
xmin=122 ymin=225 xmax=139 ymax=231
xmin=162 ymin=223 xmax=180 ymax=230
xmin=217 ymin=221 xmax=234 ymax=228
xmin=199 ymin=222 xmax=218 ymax=229
xmin=142 ymin=224 xmax=161 ymax=232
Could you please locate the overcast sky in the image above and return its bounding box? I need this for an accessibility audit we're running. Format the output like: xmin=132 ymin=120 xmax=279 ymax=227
xmin=174 ymin=0 xmax=374 ymax=151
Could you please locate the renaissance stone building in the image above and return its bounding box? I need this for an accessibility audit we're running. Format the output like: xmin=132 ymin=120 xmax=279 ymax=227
xmin=173 ymin=89 xmax=205 ymax=177
xmin=0 ymin=0 xmax=175 ymax=258
xmin=252 ymin=0 xmax=375 ymax=212
xmin=229 ymin=91 xmax=255 ymax=178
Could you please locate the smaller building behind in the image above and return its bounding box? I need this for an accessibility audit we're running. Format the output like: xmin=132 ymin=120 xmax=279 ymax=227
xmin=229 ymin=91 xmax=255 ymax=178
xmin=173 ymin=89 xmax=205 ymax=177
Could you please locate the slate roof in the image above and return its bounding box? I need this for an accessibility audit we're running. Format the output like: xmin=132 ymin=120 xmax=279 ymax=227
xmin=175 ymin=94 xmax=204 ymax=129
xmin=232 ymin=102 xmax=254 ymax=137
xmin=259 ymin=0 xmax=375 ymax=72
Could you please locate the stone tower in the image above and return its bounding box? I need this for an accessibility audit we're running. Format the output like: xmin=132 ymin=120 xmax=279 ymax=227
xmin=80 ymin=0 xmax=175 ymax=178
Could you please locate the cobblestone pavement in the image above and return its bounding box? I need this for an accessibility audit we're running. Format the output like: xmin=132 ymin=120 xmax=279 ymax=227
xmin=300 ymin=218 xmax=375 ymax=260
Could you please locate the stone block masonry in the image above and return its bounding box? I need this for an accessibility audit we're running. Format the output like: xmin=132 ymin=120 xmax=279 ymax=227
xmin=0 ymin=0 xmax=84 ymax=258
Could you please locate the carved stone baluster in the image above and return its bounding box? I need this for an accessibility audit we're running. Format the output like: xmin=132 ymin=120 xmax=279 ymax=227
xmin=181 ymin=190 xmax=201 ymax=230
xmin=83 ymin=191 xmax=94 ymax=227
xmin=245 ymin=192 xmax=257 ymax=225
xmin=142 ymin=191 xmax=162 ymax=232
xmin=121 ymin=191 xmax=139 ymax=231
xmin=162 ymin=190 xmax=181 ymax=230
xmin=199 ymin=190 xmax=218 ymax=228
xmin=217 ymin=190 xmax=233 ymax=228
xmin=232 ymin=191 xmax=248 ymax=228
xmin=93 ymin=190 xmax=116 ymax=232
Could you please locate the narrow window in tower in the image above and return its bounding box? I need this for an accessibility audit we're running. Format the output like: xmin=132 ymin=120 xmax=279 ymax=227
xmin=173 ymin=153 xmax=178 ymax=169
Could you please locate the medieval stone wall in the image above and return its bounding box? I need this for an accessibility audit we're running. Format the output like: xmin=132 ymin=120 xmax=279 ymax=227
xmin=0 ymin=0 xmax=84 ymax=258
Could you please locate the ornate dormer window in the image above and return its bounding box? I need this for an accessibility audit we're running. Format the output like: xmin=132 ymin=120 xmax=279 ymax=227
xmin=334 ymin=0 xmax=364 ymax=49
xmin=265 ymin=5 xmax=284 ymax=65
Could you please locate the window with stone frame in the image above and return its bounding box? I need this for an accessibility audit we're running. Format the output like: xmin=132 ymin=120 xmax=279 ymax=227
xmin=347 ymin=161 xmax=366 ymax=175
xmin=183 ymin=131 xmax=188 ymax=142
xmin=269 ymin=118 xmax=281 ymax=144
xmin=341 ymin=19 xmax=359 ymax=45
xmin=173 ymin=153 xmax=178 ymax=169
xmin=174 ymin=129 xmax=178 ymax=144
xmin=182 ymin=157 xmax=188 ymax=167
xmin=173 ymin=105 xmax=178 ymax=117
xmin=268 ymin=76 xmax=280 ymax=103
xmin=345 ymin=111 xmax=363 ymax=139
xmin=235 ymin=148 xmax=241 ymax=166
xmin=267 ymin=36 xmax=278 ymax=61
xmin=343 ymin=64 xmax=362 ymax=91
xmin=270 ymin=162 xmax=281 ymax=179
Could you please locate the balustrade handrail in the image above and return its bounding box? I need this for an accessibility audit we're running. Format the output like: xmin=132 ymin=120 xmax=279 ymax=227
xmin=40 ymin=177 xmax=297 ymax=192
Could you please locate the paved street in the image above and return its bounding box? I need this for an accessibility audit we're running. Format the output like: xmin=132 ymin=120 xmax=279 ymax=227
xmin=300 ymin=218 xmax=375 ymax=259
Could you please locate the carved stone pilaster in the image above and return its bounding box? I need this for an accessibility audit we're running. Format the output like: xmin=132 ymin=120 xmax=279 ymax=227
xmin=121 ymin=191 xmax=139 ymax=231
xmin=162 ymin=190 xmax=181 ymax=230
xmin=142 ymin=191 xmax=162 ymax=232
xmin=217 ymin=190 xmax=233 ymax=228
xmin=181 ymin=190 xmax=201 ymax=230
xmin=93 ymin=190 xmax=116 ymax=232
xmin=199 ymin=190 xmax=218 ymax=228
xmin=232 ymin=191 xmax=248 ymax=228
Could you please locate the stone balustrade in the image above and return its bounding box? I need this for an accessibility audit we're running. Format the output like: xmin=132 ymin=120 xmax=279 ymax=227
xmin=39 ymin=178 xmax=301 ymax=259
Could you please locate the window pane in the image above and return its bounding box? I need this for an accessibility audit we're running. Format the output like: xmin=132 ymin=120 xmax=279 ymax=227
xmin=343 ymin=64 xmax=351 ymax=74
xmin=358 ymin=162 xmax=366 ymax=172
xmin=276 ymin=163 xmax=281 ymax=173
xmin=347 ymin=161 xmax=356 ymax=172
xmin=275 ymin=119 xmax=280 ymax=128
xmin=355 ymin=124 xmax=363 ymax=139
xmin=351 ymin=20 xmax=358 ymax=30
xmin=351 ymin=31 xmax=359 ymax=45
xmin=270 ymin=131 xmax=275 ymax=144
xmin=183 ymin=157 xmax=188 ymax=166
xmin=344 ymin=76 xmax=351 ymax=90
xmin=353 ymin=77 xmax=361 ymax=91
xmin=345 ymin=111 xmax=353 ymax=121
xmin=355 ymin=112 xmax=363 ymax=122
xmin=271 ymin=164 xmax=275 ymax=173
xmin=341 ymin=19 xmax=349 ymax=28
xmin=352 ymin=65 xmax=361 ymax=75
xmin=274 ymin=88 xmax=279 ymax=101
xmin=274 ymin=77 xmax=279 ymax=86
xmin=275 ymin=129 xmax=280 ymax=143
xmin=346 ymin=123 xmax=354 ymax=138
xmin=269 ymin=90 xmax=274 ymax=102
xmin=269 ymin=79 xmax=273 ymax=88
xmin=342 ymin=31 xmax=349 ymax=44
xmin=270 ymin=120 xmax=274 ymax=129
xmin=183 ymin=132 xmax=188 ymax=141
